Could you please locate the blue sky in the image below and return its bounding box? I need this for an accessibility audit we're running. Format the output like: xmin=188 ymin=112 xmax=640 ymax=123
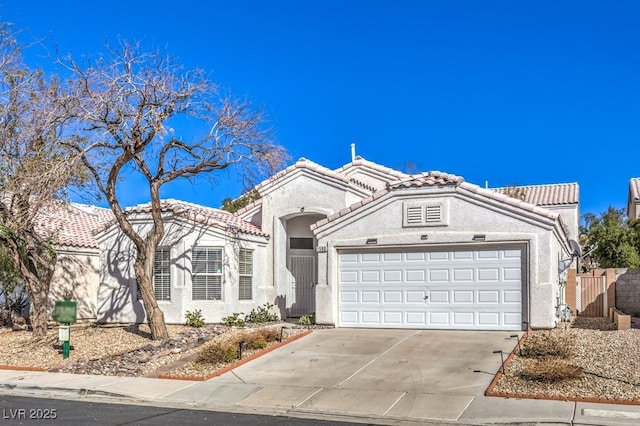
xmin=1 ymin=1 xmax=639 ymax=219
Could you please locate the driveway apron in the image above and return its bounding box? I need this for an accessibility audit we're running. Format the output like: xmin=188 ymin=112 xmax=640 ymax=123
xmin=183 ymin=328 xmax=519 ymax=422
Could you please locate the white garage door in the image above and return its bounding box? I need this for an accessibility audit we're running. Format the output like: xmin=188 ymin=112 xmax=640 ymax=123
xmin=338 ymin=246 xmax=524 ymax=330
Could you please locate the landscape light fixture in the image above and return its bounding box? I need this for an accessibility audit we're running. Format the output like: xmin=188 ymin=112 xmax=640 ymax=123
xmin=493 ymin=350 xmax=505 ymax=373
xmin=510 ymin=334 xmax=522 ymax=355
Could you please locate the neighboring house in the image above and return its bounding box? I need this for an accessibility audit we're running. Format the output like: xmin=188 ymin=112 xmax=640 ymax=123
xmin=49 ymin=154 xmax=579 ymax=331
xmin=39 ymin=203 xmax=113 ymax=320
xmin=628 ymin=178 xmax=640 ymax=219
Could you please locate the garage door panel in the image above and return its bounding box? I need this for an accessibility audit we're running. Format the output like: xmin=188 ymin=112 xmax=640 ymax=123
xmin=406 ymin=290 xmax=427 ymax=303
xmin=361 ymin=291 xmax=380 ymax=303
xmin=452 ymin=269 xmax=474 ymax=281
xmin=383 ymin=291 xmax=403 ymax=303
xmin=341 ymin=291 xmax=358 ymax=303
xmin=406 ymin=312 xmax=427 ymax=325
xmin=339 ymin=246 xmax=524 ymax=330
xmin=478 ymin=268 xmax=500 ymax=281
xmin=429 ymin=269 xmax=449 ymax=282
xmin=453 ymin=290 xmax=474 ymax=303
xmin=383 ymin=270 xmax=402 ymax=282
xmin=383 ymin=311 xmax=403 ymax=324
xmin=503 ymin=290 xmax=521 ymax=303
xmin=340 ymin=271 xmax=358 ymax=283
xmin=429 ymin=290 xmax=449 ymax=303
xmin=478 ymin=290 xmax=499 ymax=303
xmin=361 ymin=311 xmax=381 ymax=324
xmin=452 ymin=312 xmax=474 ymax=325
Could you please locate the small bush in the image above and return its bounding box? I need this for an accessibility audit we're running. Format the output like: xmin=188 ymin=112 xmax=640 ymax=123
xmin=520 ymin=331 xmax=575 ymax=359
xmin=245 ymin=303 xmax=279 ymax=323
xmin=221 ymin=312 xmax=245 ymax=327
xmin=258 ymin=327 xmax=281 ymax=342
xmin=196 ymin=342 xmax=238 ymax=364
xmin=298 ymin=313 xmax=315 ymax=326
xmin=519 ymin=358 xmax=584 ymax=382
xmin=185 ymin=309 xmax=205 ymax=328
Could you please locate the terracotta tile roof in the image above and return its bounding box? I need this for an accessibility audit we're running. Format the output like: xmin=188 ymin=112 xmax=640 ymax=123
xmin=336 ymin=157 xmax=410 ymax=181
xmin=387 ymin=171 xmax=465 ymax=189
xmin=491 ymin=183 xmax=579 ymax=206
xmin=630 ymin=178 xmax=640 ymax=202
xmin=36 ymin=203 xmax=114 ymax=249
xmin=118 ymin=199 xmax=267 ymax=237
xmin=254 ymin=158 xmax=351 ymax=193
xmin=312 ymin=171 xmax=560 ymax=231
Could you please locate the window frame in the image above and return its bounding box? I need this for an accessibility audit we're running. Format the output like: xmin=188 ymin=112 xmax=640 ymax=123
xmin=238 ymin=248 xmax=253 ymax=301
xmin=191 ymin=247 xmax=224 ymax=301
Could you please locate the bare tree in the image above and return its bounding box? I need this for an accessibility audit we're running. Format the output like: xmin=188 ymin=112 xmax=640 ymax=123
xmin=0 ymin=24 xmax=84 ymax=337
xmin=65 ymin=42 xmax=288 ymax=340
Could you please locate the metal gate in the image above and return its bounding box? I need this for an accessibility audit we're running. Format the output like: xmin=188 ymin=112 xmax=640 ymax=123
xmin=288 ymin=255 xmax=315 ymax=316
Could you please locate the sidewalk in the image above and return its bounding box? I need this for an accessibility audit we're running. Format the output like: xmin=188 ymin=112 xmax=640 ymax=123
xmin=2 ymin=329 xmax=640 ymax=425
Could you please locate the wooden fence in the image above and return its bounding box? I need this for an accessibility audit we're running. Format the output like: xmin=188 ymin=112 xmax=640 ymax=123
xmin=566 ymin=269 xmax=616 ymax=317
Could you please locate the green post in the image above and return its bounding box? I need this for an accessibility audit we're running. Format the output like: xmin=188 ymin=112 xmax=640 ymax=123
xmin=63 ymin=323 xmax=70 ymax=359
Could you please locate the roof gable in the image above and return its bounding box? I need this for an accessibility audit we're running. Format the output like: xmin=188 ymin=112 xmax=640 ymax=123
xmin=105 ymin=199 xmax=267 ymax=237
xmin=312 ymin=171 xmax=560 ymax=231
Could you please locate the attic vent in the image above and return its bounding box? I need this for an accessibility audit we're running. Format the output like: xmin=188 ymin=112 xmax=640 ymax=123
xmin=403 ymin=201 xmax=449 ymax=228
xmin=425 ymin=205 xmax=442 ymax=222
xmin=406 ymin=206 xmax=424 ymax=224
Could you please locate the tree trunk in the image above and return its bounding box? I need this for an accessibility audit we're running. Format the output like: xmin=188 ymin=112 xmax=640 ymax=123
xmin=134 ymin=258 xmax=168 ymax=340
xmin=25 ymin=275 xmax=49 ymax=337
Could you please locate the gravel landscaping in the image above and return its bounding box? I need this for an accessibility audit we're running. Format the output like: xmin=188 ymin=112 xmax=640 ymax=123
xmin=0 ymin=322 xmax=312 ymax=379
xmin=490 ymin=316 xmax=640 ymax=403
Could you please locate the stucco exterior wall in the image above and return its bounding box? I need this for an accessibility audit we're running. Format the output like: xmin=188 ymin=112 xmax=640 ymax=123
xmin=50 ymin=248 xmax=100 ymax=320
xmin=96 ymin=216 xmax=269 ymax=324
xmin=258 ymin=173 xmax=359 ymax=316
xmin=313 ymin=186 xmax=566 ymax=329
xmin=544 ymin=204 xmax=579 ymax=243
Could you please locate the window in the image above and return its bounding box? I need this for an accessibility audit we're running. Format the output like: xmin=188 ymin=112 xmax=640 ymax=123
xmin=192 ymin=247 xmax=223 ymax=300
xmin=153 ymin=247 xmax=171 ymax=300
xmin=137 ymin=248 xmax=171 ymax=300
xmin=238 ymin=249 xmax=253 ymax=300
xmin=290 ymin=237 xmax=314 ymax=249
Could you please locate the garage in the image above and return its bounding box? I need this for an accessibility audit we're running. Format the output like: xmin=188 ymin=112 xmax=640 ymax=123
xmin=338 ymin=245 xmax=525 ymax=330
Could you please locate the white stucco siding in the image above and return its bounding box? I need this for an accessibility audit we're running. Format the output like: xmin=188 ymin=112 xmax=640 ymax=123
xmin=96 ymin=216 xmax=269 ymax=324
xmin=544 ymin=205 xmax=579 ymax=243
xmin=313 ymin=187 xmax=567 ymax=329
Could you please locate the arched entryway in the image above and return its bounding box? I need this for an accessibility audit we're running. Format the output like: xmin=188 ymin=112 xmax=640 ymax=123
xmin=285 ymin=214 xmax=324 ymax=317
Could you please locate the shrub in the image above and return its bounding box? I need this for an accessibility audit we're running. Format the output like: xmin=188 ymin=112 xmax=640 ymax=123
xmin=298 ymin=313 xmax=315 ymax=326
xmin=185 ymin=309 xmax=205 ymax=328
xmin=258 ymin=327 xmax=281 ymax=342
xmin=520 ymin=331 xmax=575 ymax=359
xmin=519 ymin=358 xmax=584 ymax=382
xmin=196 ymin=342 xmax=238 ymax=364
xmin=244 ymin=303 xmax=279 ymax=323
xmin=221 ymin=312 xmax=245 ymax=327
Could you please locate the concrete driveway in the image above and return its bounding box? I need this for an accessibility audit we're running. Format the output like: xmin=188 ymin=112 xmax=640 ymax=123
xmin=173 ymin=328 xmax=520 ymax=422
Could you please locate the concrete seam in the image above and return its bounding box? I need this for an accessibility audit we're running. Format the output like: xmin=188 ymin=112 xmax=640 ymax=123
xmin=336 ymin=330 xmax=420 ymax=387
xmin=384 ymin=391 xmax=407 ymax=416
xmin=295 ymin=387 xmax=323 ymax=408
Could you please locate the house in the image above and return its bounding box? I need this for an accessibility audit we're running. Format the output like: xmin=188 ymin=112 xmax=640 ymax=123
xmin=95 ymin=200 xmax=269 ymax=323
xmin=54 ymin=153 xmax=579 ymax=331
xmin=628 ymin=178 xmax=640 ymax=219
